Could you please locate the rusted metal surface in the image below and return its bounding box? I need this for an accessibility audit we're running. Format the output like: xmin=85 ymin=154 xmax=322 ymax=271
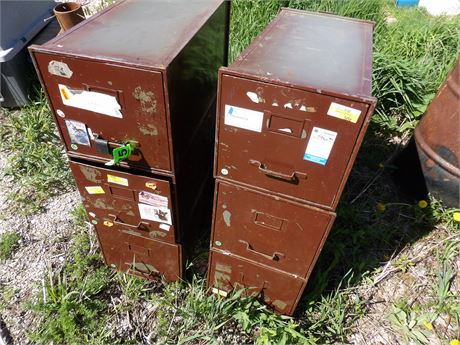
xmin=208 ymin=249 xmax=307 ymax=315
xmin=29 ymin=0 xmax=229 ymax=174
xmin=210 ymin=180 xmax=335 ymax=277
xmin=210 ymin=9 xmax=375 ymax=315
xmin=28 ymin=0 xmax=230 ymax=282
xmin=415 ymin=58 xmax=460 ymax=208
xmin=53 ymin=2 xmax=85 ymax=32
xmin=214 ymin=9 xmax=376 ymax=210
xmin=97 ymin=223 xmax=182 ymax=282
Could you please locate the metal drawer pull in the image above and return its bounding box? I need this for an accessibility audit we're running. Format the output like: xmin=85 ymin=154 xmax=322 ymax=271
xmin=109 ymin=214 xmax=149 ymax=230
xmin=249 ymin=159 xmax=307 ymax=182
xmin=239 ymin=240 xmax=285 ymax=261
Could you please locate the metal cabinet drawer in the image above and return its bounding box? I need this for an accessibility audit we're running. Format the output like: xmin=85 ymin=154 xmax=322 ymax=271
xmin=211 ymin=180 xmax=335 ymax=277
xmin=215 ymin=73 xmax=373 ymax=209
xmin=33 ymin=53 xmax=171 ymax=173
xmin=69 ymin=161 xmax=177 ymax=244
xmin=208 ymin=249 xmax=306 ymax=315
xmin=97 ymin=225 xmax=182 ymax=282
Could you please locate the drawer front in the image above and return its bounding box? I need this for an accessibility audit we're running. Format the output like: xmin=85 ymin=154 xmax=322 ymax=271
xmin=96 ymin=225 xmax=182 ymax=282
xmin=216 ymin=74 xmax=372 ymax=208
xmin=70 ymin=161 xmax=177 ymax=243
xmin=211 ymin=181 xmax=335 ymax=277
xmin=208 ymin=249 xmax=306 ymax=315
xmin=33 ymin=52 xmax=171 ymax=173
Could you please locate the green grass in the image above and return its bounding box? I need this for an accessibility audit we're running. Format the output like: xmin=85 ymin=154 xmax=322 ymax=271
xmin=28 ymin=205 xmax=113 ymax=344
xmin=0 ymin=94 xmax=73 ymax=214
xmin=0 ymin=232 xmax=20 ymax=260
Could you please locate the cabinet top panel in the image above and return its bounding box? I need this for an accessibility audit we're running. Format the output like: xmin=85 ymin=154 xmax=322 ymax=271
xmin=228 ymin=8 xmax=374 ymax=99
xmin=33 ymin=0 xmax=224 ymax=68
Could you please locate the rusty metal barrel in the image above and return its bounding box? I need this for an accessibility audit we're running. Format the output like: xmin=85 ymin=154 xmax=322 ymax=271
xmin=53 ymin=2 xmax=85 ymax=32
xmin=414 ymin=58 xmax=460 ymax=208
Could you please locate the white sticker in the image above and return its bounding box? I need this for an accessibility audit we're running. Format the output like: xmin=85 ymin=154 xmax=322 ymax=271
xmin=304 ymin=127 xmax=337 ymax=166
xmin=139 ymin=191 xmax=168 ymax=207
xmin=212 ymin=287 xmax=228 ymax=297
xmin=58 ymin=84 xmax=122 ymax=118
xmin=224 ymin=105 xmax=263 ymax=132
xmin=56 ymin=109 xmax=65 ymax=118
xmin=221 ymin=168 xmax=229 ymax=175
xmin=327 ymin=102 xmax=361 ymax=123
xmin=48 ymin=61 xmax=73 ymax=78
xmin=159 ymin=223 xmax=170 ymax=231
xmin=65 ymin=119 xmax=90 ymax=146
xmin=138 ymin=203 xmax=172 ymax=225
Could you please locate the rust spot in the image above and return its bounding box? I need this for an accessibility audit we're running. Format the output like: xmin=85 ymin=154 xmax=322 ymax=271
xmin=79 ymin=165 xmax=102 ymax=183
xmin=133 ymin=86 xmax=157 ymax=114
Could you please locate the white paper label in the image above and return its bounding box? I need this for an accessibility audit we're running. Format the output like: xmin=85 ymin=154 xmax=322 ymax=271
xmin=59 ymin=84 xmax=122 ymax=118
xmin=65 ymin=119 xmax=90 ymax=146
xmin=303 ymin=127 xmax=337 ymax=165
xmin=224 ymin=105 xmax=263 ymax=132
xmin=138 ymin=203 xmax=172 ymax=225
xmin=139 ymin=191 xmax=168 ymax=207
xmin=327 ymin=102 xmax=361 ymax=123
xmin=159 ymin=223 xmax=170 ymax=231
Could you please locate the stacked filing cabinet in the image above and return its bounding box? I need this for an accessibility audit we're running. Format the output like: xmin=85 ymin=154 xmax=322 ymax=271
xmin=208 ymin=9 xmax=376 ymax=315
xmin=29 ymin=0 xmax=230 ymax=282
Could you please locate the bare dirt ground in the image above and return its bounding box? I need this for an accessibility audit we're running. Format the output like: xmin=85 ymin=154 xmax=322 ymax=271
xmin=0 ymin=153 xmax=80 ymax=344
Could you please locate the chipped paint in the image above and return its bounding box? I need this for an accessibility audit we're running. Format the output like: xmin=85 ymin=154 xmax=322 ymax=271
xmin=126 ymin=210 xmax=135 ymax=216
xmin=214 ymin=271 xmax=231 ymax=282
xmin=79 ymin=165 xmax=102 ymax=183
xmin=301 ymin=129 xmax=307 ymax=139
xmin=139 ymin=123 xmax=158 ymax=136
xmin=215 ymin=263 xmax=232 ymax=273
xmin=272 ymin=300 xmax=288 ymax=310
xmin=93 ymin=199 xmax=114 ymax=210
xmin=133 ymin=86 xmax=157 ymax=113
xmin=149 ymin=231 xmax=167 ymax=238
xmin=222 ymin=210 xmax=231 ymax=227
xmin=128 ymin=262 xmax=159 ymax=274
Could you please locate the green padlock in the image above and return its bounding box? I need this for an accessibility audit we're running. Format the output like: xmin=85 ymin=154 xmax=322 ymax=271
xmin=112 ymin=143 xmax=135 ymax=164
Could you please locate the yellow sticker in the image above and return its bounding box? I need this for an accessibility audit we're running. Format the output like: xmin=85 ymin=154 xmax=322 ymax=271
xmin=107 ymin=174 xmax=129 ymax=186
xmin=145 ymin=182 xmax=157 ymax=190
xmin=327 ymin=102 xmax=361 ymax=123
xmin=103 ymin=220 xmax=114 ymax=227
xmin=85 ymin=186 xmax=105 ymax=194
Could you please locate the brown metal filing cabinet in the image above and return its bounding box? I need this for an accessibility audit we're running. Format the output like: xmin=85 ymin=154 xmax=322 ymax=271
xmin=29 ymin=0 xmax=230 ymax=281
xmin=209 ymin=9 xmax=376 ymax=314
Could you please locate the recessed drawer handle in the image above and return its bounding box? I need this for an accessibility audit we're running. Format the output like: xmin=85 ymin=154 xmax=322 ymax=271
xmin=249 ymin=159 xmax=307 ymax=182
xmin=109 ymin=214 xmax=149 ymax=231
xmin=239 ymin=240 xmax=285 ymax=261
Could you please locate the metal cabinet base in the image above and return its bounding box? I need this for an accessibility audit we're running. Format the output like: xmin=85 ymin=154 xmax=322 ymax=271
xmin=208 ymin=249 xmax=307 ymax=315
xmin=97 ymin=223 xmax=182 ymax=282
